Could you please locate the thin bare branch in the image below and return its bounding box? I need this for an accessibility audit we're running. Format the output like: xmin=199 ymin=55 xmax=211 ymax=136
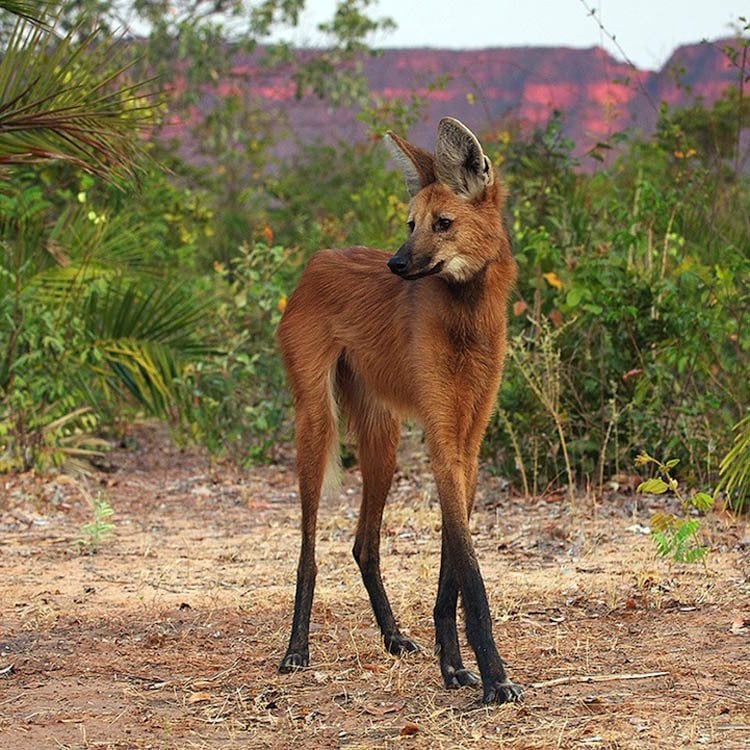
xmin=531 ymin=671 xmax=669 ymax=689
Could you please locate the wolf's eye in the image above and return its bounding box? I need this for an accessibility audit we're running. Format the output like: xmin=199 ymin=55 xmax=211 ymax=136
xmin=435 ymin=217 xmax=453 ymax=232
xmin=407 ymin=220 xmax=415 ymax=233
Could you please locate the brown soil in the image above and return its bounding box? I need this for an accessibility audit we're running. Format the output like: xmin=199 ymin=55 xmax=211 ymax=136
xmin=1 ymin=424 xmax=748 ymax=749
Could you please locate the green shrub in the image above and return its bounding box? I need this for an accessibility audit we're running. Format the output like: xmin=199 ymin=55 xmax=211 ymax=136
xmin=0 ymin=170 xmax=218 ymax=470
xmin=484 ymin=97 xmax=749 ymax=496
xmin=178 ymin=240 xmax=297 ymax=462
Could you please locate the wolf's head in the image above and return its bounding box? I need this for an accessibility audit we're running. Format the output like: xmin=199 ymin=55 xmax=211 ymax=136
xmin=384 ymin=118 xmax=507 ymax=283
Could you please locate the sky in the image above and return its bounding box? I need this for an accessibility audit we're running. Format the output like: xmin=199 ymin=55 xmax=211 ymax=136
xmin=281 ymin=0 xmax=746 ymax=71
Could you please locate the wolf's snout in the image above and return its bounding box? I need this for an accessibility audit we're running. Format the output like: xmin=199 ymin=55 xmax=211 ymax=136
xmin=387 ymin=255 xmax=409 ymax=275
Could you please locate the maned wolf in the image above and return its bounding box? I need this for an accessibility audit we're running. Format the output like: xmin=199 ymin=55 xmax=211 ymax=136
xmin=276 ymin=118 xmax=521 ymax=704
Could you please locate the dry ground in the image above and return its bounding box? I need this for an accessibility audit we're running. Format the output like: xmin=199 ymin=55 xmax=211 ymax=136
xmin=1 ymin=424 xmax=748 ymax=749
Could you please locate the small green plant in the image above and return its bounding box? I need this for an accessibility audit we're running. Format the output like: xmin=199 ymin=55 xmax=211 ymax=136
xmin=635 ymin=451 xmax=715 ymax=563
xmin=74 ymin=492 xmax=116 ymax=553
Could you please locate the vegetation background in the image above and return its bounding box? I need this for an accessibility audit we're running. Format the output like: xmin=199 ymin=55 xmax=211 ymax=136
xmin=1 ymin=0 xmax=748 ymax=515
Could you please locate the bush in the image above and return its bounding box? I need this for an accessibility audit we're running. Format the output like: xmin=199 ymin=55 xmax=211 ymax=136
xmin=179 ymin=239 xmax=298 ymax=462
xmin=483 ymin=97 xmax=749 ymax=496
xmin=0 ymin=167 xmax=218 ymax=470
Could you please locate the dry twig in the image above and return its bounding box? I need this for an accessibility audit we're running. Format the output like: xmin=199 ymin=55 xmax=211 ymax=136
xmin=531 ymin=671 xmax=669 ymax=689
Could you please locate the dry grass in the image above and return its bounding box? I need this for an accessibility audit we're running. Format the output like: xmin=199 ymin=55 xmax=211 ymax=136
xmin=0 ymin=424 xmax=748 ymax=749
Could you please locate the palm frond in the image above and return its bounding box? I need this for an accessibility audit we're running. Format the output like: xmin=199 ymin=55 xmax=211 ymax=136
xmin=0 ymin=17 xmax=158 ymax=181
xmin=87 ymin=282 xmax=218 ymax=356
xmin=718 ymin=414 xmax=750 ymax=508
xmin=81 ymin=281 xmax=219 ymax=417
xmin=0 ymin=0 xmax=53 ymax=27
xmin=2 ymin=188 xmax=163 ymax=312
xmin=47 ymin=205 xmax=162 ymax=274
xmin=96 ymin=339 xmax=178 ymax=415
xmin=30 ymin=204 xmax=165 ymax=297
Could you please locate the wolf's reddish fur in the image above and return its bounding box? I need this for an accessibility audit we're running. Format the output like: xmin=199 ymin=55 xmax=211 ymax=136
xmin=276 ymin=118 xmax=521 ymax=704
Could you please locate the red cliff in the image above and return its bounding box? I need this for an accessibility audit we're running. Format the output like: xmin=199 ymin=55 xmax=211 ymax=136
xmin=167 ymin=38 xmax=745 ymax=160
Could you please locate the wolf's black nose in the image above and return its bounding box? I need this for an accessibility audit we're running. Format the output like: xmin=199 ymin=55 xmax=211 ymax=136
xmin=387 ymin=255 xmax=408 ymax=275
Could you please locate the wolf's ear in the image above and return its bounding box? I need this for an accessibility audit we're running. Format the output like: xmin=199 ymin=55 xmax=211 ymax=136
xmin=384 ymin=131 xmax=436 ymax=197
xmin=435 ymin=117 xmax=494 ymax=201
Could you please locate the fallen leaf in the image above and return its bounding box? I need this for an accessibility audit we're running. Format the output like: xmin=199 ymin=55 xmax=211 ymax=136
xmin=730 ymin=615 xmax=749 ymax=635
xmin=400 ymin=722 xmax=419 ymax=736
xmin=627 ymin=523 xmax=651 ymax=535
xmin=188 ymin=691 xmax=211 ymax=704
xmin=361 ymin=662 xmax=386 ymax=673
xmin=549 ymin=309 xmax=564 ymax=327
xmin=247 ymin=499 xmax=272 ymax=510
xmin=363 ymin=700 xmax=405 ymax=716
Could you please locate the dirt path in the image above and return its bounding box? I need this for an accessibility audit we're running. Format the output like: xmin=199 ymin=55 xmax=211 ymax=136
xmin=1 ymin=425 xmax=748 ymax=749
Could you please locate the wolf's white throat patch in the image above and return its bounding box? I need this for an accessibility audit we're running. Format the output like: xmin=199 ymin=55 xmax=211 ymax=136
xmin=442 ymin=254 xmax=475 ymax=282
